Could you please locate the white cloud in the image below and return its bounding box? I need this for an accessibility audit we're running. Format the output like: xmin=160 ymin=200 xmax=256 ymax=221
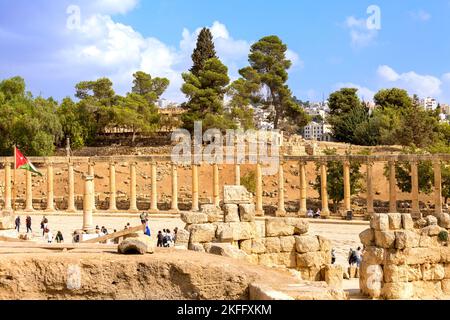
xmin=409 ymin=10 xmax=431 ymax=22
xmin=345 ymin=16 xmax=378 ymax=48
xmin=62 ymin=17 xmax=304 ymax=103
xmin=377 ymin=65 xmax=442 ymax=98
xmin=335 ymin=82 xmax=376 ymax=102
xmin=88 ymin=0 xmax=140 ymax=15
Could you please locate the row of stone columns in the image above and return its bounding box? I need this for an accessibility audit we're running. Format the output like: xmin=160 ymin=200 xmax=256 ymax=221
xmin=1 ymin=159 xmax=447 ymax=216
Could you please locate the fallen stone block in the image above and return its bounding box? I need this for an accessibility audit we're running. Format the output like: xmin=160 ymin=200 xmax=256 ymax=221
xmin=175 ymin=229 xmax=190 ymax=244
xmin=206 ymin=243 xmax=248 ymax=260
xmin=265 ymin=218 xmax=309 ymax=237
xmin=223 ymin=185 xmax=253 ymax=204
xmin=180 ymin=212 xmax=208 ymax=224
xmin=118 ymin=239 xmax=148 ymax=255
xmin=295 ymin=235 xmax=320 ymax=253
xmin=224 ymin=204 xmax=240 ymax=223
xmin=359 ymin=229 xmax=375 ymax=247
xmin=323 ymin=264 xmax=344 ymax=290
xmin=395 ymin=230 xmax=420 ymax=249
xmin=371 ymin=214 xmax=389 ymax=231
xmin=239 ymin=204 xmax=256 ymax=222
xmin=374 ymin=230 xmax=396 ymax=249
xmin=189 ymin=224 xmax=217 ymax=243
xmin=388 ymin=213 xmax=402 ymax=230
xmin=401 ymin=214 xmax=414 ymax=230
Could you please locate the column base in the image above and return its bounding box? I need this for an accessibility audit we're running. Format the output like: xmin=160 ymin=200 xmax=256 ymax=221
xmin=45 ymin=208 xmax=56 ymax=213
xmin=23 ymin=208 xmax=35 ymax=213
xmin=275 ymin=210 xmax=287 ymax=217
xmin=129 ymin=209 xmax=140 ymax=214
xmin=255 ymin=210 xmax=264 ymax=217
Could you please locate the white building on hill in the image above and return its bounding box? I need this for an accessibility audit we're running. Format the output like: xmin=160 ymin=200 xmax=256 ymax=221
xmin=303 ymin=122 xmax=333 ymax=142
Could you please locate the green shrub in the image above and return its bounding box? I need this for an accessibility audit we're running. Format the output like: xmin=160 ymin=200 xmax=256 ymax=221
xmin=439 ymin=231 xmax=449 ymax=242
xmin=241 ymin=170 xmax=256 ymax=194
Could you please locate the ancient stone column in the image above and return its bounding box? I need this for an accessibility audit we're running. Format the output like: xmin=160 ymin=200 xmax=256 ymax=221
xmin=66 ymin=162 xmax=76 ymax=212
xmin=255 ymin=162 xmax=264 ymax=216
xmin=191 ymin=164 xmax=199 ymax=212
xmin=88 ymin=162 xmax=96 ymax=212
xmin=150 ymin=162 xmax=158 ymax=212
xmin=45 ymin=161 xmax=55 ymax=212
xmin=343 ymin=160 xmax=351 ymax=214
xmin=108 ymin=162 xmax=117 ymax=211
xmin=82 ymin=174 xmax=94 ymax=232
xmin=129 ymin=162 xmax=138 ymax=212
xmin=320 ymin=162 xmax=330 ymax=217
xmin=213 ymin=164 xmax=220 ymax=207
xmin=24 ymin=170 xmax=34 ymax=212
xmin=410 ymin=160 xmax=421 ymax=218
xmin=388 ymin=161 xmax=397 ymax=213
xmin=3 ymin=161 xmax=12 ymax=212
xmin=297 ymin=161 xmax=307 ymax=217
xmin=276 ymin=162 xmax=286 ymax=216
xmin=434 ymin=160 xmax=443 ymax=215
xmin=171 ymin=163 xmax=179 ymax=212
xmin=235 ymin=164 xmax=241 ymax=186
xmin=366 ymin=162 xmax=375 ymax=217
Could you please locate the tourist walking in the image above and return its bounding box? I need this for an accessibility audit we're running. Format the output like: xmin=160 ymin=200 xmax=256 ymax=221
xmin=15 ymin=216 xmax=20 ymax=232
xmin=55 ymin=231 xmax=64 ymax=243
xmin=41 ymin=216 xmax=48 ymax=236
xmin=313 ymin=209 xmax=321 ymax=219
xmin=157 ymin=231 xmax=164 ymax=247
xmin=306 ymin=209 xmax=314 ymax=218
xmin=140 ymin=212 xmax=148 ymax=224
xmin=26 ymin=216 xmax=32 ymax=233
xmin=331 ymin=249 xmax=336 ymax=264
xmin=44 ymin=229 xmax=53 ymax=243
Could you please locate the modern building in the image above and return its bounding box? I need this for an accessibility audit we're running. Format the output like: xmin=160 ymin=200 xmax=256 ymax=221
xmin=303 ymin=121 xmax=333 ymax=142
xmin=422 ymin=97 xmax=438 ymax=111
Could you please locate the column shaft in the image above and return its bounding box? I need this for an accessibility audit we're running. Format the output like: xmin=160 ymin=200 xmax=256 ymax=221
xmin=320 ymin=162 xmax=330 ymax=217
xmin=171 ymin=163 xmax=178 ymax=211
xmin=45 ymin=162 xmax=55 ymax=212
xmin=213 ymin=164 xmax=220 ymax=207
xmin=67 ymin=162 xmax=76 ymax=212
xmin=276 ymin=163 xmax=286 ymax=216
xmin=255 ymin=163 xmax=264 ymax=216
xmin=343 ymin=160 xmax=351 ymax=213
xmin=109 ymin=162 xmax=117 ymax=211
xmin=434 ymin=160 xmax=442 ymax=215
xmin=298 ymin=161 xmax=307 ymax=216
xmin=235 ymin=164 xmax=241 ymax=186
xmin=410 ymin=160 xmax=421 ymax=218
xmin=150 ymin=162 xmax=158 ymax=212
xmin=88 ymin=163 xmax=96 ymax=212
xmin=25 ymin=170 xmax=34 ymax=212
xmin=4 ymin=162 xmax=12 ymax=211
xmin=366 ymin=162 xmax=375 ymax=217
xmin=83 ymin=175 xmax=94 ymax=232
xmin=129 ymin=162 xmax=138 ymax=212
xmin=389 ymin=161 xmax=397 ymax=212
xmin=191 ymin=164 xmax=199 ymax=211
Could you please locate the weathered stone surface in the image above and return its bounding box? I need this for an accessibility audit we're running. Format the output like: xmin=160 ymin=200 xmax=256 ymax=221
xmin=295 ymin=235 xmax=320 ymax=253
xmin=0 ymin=215 xmax=14 ymax=230
xmin=363 ymin=247 xmax=385 ymax=265
xmin=245 ymin=254 xmax=259 ymax=265
xmin=425 ymin=215 xmax=438 ymax=226
xmin=200 ymin=205 xmax=223 ymax=223
xmin=239 ymin=240 xmax=252 ymax=254
xmin=223 ymin=185 xmax=253 ymax=204
xmin=383 ymin=264 xmax=409 ymax=283
xmin=442 ymin=279 xmax=450 ymax=295
xmin=135 ymin=235 xmax=155 ymax=254
xmin=239 ymin=204 xmax=255 ymax=222
xmin=401 ymin=214 xmax=414 ymax=230
xmin=421 ymin=225 xmax=444 ymax=237
xmin=216 ymin=223 xmax=233 ymax=242
xmin=298 ymin=267 xmax=323 ymax=281
xmin=188 ymin=242 xmax=206 ymax=252
xmin=405 ymin=247 xmax=441 ymax=265
xmin=419 ymin=235 xmax=439 ymax=248
xmin=230 ymin=222 xmax=258 ymax=241
xmin=248 ymin=283 xmax=295 ymax=300
xmin=411 ymin=281 xmax=442 ymax=299
xmin=421 ymin=263 xmax=445 ymax=281
xmin=259 ymin=252 xmax=297 ymax=268
xmin=440 ymin=247 xmax=450 ymax=263
xmin=118 ymin=239 xmax=147 ymax=255
xmin=395 ymin=230 xmax=420 ymax=249
xmin=180 ymin=212 xmax=208 ymax=224
xmin=374 ymin=230 xmax=396 ymax=249
xmin=279 ymin=236 xmax=296 ymax=252
xmin=250 ymin=239 xmax=266 ymax=254
xmin=371 ymin=214 xmax=389 ymax=231
xmin=317 ymin=236 xmax=331 ymax=252
xmin=189 ymin=224 xmax=217 ymax=243
xmin=359 ymin=229 xmax=375 ymax=247
xmin=296 ymin=251 xmax=326 ymax=268
xmin=359 ymin=263 xmax=382 ymax=298
xmin=438 ymin=213 xmax=450 ymax=229
xmin=265 ymin=218 xmax=309 ymax=237
xmin=381 ymin=282 xmax=413 ymax=300
xmin=388 ymin=213 xmax=402 ymax=230
xmin=175 ymin=229 xmax=190 ymax=244
xmin=224 ymin=204 xmax=240 ymax=223
xmin=323 ymin=264 xmax=343 ymax=290
xmin=264 ymin=237 xmax=282 ymax=253
xmin=205 ymin=243 xmax=248 ymax=260
xmin=407 ymin=264 xmax=423 ymax=282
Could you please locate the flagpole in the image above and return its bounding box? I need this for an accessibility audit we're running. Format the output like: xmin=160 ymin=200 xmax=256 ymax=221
xmin=12 ymin=145 xmax=17 ymax=212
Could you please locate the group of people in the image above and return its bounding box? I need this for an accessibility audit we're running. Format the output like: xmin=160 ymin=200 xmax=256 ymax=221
xmin=306 ymin=209 xmax=322 ymax=219
xmin=348 ymin=247 xmax=363 ymax=267
xmin=157 ymin=228 xmax=178 ymax=248
xmin=14 ymin=215 xmax=32 ymax=233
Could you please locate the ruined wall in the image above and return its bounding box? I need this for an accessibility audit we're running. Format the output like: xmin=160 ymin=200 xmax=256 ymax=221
xmin=359 ymin=213 xmax=450 ymax=299
xmin=177 ymin=186 xmax=335 ymax=283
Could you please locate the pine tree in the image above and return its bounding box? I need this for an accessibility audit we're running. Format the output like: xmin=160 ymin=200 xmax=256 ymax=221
xmin=190 ymin=28 xmax=217 ymax=76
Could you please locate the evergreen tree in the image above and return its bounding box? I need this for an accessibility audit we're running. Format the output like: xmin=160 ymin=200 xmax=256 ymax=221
xmin=190 ymin=28 xmax=217 ymax=76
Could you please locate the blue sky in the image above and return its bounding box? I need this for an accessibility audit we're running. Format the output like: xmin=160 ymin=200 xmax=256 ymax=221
xmin=1 ymin=0 xmax=450 ymax=103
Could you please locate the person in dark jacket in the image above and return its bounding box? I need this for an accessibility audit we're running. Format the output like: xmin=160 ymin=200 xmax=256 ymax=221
xmin=15 ymin=216 xmax=20 ymax=232
xmin=157 ymin=231 xmax=164 ymax=247
xmin=26 ymin=216 xmax=32 ymax=233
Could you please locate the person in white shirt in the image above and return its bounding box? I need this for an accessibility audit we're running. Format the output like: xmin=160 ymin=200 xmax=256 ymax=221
xmin=45 ymin=229 xmax=53 ymax=243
